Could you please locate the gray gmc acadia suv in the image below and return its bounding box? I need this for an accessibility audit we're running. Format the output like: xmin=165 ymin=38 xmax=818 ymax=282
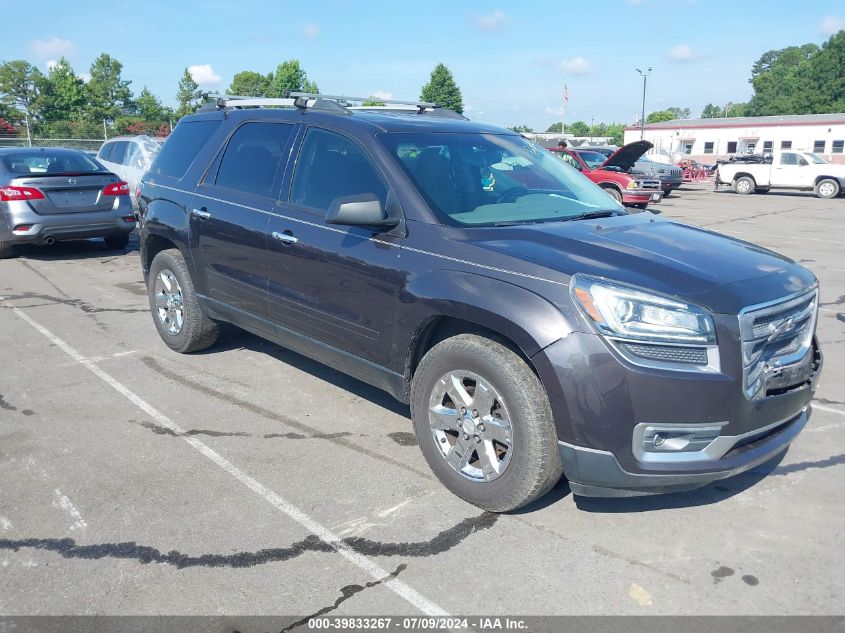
xmin=138 ymin=94 xmax=822 ymax=512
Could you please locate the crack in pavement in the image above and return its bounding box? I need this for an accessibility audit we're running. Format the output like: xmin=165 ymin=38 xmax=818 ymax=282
xmin=0 ymin=513 xmax=498 ymax=569
xmin=0 ymin=292 xmax=146 ymax=315
xmin=139 ymin=356 xmax=434 ymax=480
xmin=280 ymin=564 xmax=407 ymax=632
xmin=131 ymin=418 xmax=354 ymax=440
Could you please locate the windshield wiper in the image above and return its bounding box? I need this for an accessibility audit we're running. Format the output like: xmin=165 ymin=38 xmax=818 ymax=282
xmin=491 ymin=220 xmax=543 ymax=227
xmin=563 ymin=209 xmax=625 ymax=222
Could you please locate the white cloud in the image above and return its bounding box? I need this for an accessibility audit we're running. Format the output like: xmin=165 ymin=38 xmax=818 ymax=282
xmin=188 ymin=64 xmax=221 ymax=86
xmin=668 ymin=44 xmax=695 ymax=62
xmin=30 ymin=37 xmax=75 ymax=59
xmin=46 ymin=60 xmax=59 ymax=71
xmin=544 ymin=106 xmax=566 ymax=117
xmin=369 ymin=90 xmax=394 ymax=100
xmin=301 ymin=23 xmax=320 ymax=39
xmin=562 ymin=56 xmax=592 ymax=75
xmin=820 ymin=16 xmax=844 ymax=35
xmin=474 ymin=9 xmax=507 ymax=32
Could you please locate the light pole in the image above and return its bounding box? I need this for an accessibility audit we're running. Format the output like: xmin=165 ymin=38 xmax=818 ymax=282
xmin=635 ymin=67 xmax=652 ymax=140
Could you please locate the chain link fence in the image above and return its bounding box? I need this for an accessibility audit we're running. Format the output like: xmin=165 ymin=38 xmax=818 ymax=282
xmin=0 ymin=137 xmax=105 ymax=152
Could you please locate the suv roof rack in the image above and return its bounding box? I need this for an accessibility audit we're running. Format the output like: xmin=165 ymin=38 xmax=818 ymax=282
xmin=200 ymin=92 xmax=466 ymax=119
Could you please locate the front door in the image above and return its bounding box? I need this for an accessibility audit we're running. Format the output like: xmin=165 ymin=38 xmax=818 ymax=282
xmin=189 ymin=121 xmax=297 ymax=318
xmin=770 ymin=151 xmax=812 ymax=188
xmin=264 ymin=126 xmax=401 ymax=368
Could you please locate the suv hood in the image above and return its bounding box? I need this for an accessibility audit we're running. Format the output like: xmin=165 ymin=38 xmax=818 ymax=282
xmin=468 ymin=213 xmax=815 ymax=314
xmin=603 ymin=140 xmax=653 ymax=172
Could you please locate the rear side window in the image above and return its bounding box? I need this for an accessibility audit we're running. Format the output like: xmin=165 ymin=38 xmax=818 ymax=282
xmin=151 ymin=121 xmax=218 ymax=180
xmin=214 ymin=122 xmax=295 ymax=198
xmin=290 ymin=127 xmax=386 ymax=213
xmin=109 ymin=141 xmax=130 ymax=165
xmin=98 ymin=142 xmax=114 ymax=161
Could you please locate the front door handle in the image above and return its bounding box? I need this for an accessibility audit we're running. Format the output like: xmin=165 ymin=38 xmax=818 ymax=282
xmin=191 ymin=208 xmax=211 ymax=220
xmin=271 ymin=230 xmax=299 ymax=245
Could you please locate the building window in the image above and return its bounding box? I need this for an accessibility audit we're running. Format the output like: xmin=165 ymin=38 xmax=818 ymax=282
xmin=833 ymin=140 xmax=844 ymax=154
xmin=682 ymin=141 xmax=694 ymax=154
xmin=781 ymin=140 xmax=792 ymax=149
xmin=813 ymin=140 xmax=826 ymax=153
xmin=727 ymin=141 xmax=737 ymax=153
xmin=763 ymin=141 xmax=773 ymax=152
xmin=703 ymin=142 xmax=714 ymax=154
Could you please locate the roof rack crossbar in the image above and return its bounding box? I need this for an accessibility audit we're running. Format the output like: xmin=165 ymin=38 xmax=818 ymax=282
xmin=288 ymin=92 xmax=436 ymax=109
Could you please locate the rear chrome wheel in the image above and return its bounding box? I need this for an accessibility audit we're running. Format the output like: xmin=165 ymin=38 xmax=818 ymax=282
xmin=428 ymin=370 xmax=514 ymax=482
xmin=153 ymin=269 xmax=184 ymax=336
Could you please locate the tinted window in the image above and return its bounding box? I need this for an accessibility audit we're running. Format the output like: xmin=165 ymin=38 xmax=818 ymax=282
xmin=98 ymin=142 xmax=114 ymax=161
xmin=1 ymin=150 xmax=107 ymax=175
xmin=704 ymin=142 xmax=714 ymax=154
xmin=109 ymin=141 xmax=130 ymax=165
xmin=215 ymin=122 xmax=294 ymax=198
xmin=291 ymin=128 xmax=386 ymax=213
xmin=727 ymin=141 xmax=737 ymax=153
xmin=151 ymin=121 xmax=218 ymax=179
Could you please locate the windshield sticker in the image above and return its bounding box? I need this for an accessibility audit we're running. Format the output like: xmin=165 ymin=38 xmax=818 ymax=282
xmin=481 ymin=173 xmax=496 ymax=191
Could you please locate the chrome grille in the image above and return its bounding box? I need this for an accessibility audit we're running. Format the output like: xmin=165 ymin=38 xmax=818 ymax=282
xmin=739 ymin=288 xmax=818 ymax=400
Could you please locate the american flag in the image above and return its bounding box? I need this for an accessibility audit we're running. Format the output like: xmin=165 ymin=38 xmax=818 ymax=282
xmin=563 ymin=82 xmax=569 ymax=104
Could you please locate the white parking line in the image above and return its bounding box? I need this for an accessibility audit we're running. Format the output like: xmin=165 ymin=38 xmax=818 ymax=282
xmin=52 ymin=489 xmax=87 ymax=531
xmin=813 ymin=403 xmax=845 ymax=417
xmin=4 ymin=298 xmax=449 ymax=617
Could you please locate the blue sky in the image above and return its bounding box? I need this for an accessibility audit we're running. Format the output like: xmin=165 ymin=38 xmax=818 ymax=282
xmin=1 ymin=0 xmax=843 ymax=129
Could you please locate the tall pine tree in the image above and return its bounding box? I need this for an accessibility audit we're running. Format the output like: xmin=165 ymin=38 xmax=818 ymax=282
xmin=420 ymin=63 xmax=463 ymax=114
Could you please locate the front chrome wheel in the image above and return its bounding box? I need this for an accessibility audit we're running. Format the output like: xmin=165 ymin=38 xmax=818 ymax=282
xmin=153 ymin=269 xmax=184 ymax=336
xmin=428 ymin=370 xmax=514 ymax=482
xmin=818 ymin=181 xmax=836 ymax=198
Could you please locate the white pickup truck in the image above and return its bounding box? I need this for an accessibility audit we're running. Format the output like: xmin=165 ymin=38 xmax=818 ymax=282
xmin=716 ymin=149 xmax=845 ymax=199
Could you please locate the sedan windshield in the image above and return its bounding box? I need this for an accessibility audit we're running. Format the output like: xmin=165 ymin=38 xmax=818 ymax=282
xmin=1 ymin=150 xmax=107 ymax=175
xmin=380 ymin=133 xmax=620 ymax=227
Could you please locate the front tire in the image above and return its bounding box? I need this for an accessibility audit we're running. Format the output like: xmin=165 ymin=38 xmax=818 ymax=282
xmin=411 ymin=334 xmax=563 ymax=512
xmin=0 ymin=241 xmax=14 ymax=259
xmin=815 ymin=178 xmax=840 ymax=199
xmin=604 ymin=187 xmax=623 ymax=204
xmin=147 ymin=248 xmax=219 ymax=353
xmin=733 ymin=176 xmax=755 ymax=195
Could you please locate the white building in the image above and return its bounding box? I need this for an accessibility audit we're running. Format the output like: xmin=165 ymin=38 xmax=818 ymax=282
xmin=624 ymin=113 xmax=845 ymax=164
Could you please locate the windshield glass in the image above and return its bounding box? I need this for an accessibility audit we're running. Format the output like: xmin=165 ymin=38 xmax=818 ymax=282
xmin=1 ymin=150 xmax=107 ymax=175
xmin=574 ymin=151 xmax=608 ymax=169
xmin=805 ymin=152 xmax=828 ymax=164
xmin=380 ymin=133 xmax=620 ymax=227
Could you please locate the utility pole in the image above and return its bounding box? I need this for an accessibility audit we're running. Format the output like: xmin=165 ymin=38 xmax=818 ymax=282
xmin=103 ymin=119 xmax=108 ymax=140
xmin=590 ymin=117 xmax=594 ymax=143
xmin=24 ymin=112 xmax=32 ymax=147
xmin=635 ymin=67 xmax=652 ymax=140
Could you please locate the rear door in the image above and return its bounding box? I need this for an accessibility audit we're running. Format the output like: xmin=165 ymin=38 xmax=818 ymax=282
xmin=264 ymin=126 xmax=402 ymax=367
xmin=188 ymin=120 xmax=297 ymax=318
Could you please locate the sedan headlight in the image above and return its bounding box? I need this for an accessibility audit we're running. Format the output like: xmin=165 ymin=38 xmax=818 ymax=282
xmin=571 ymin=275 xmax=719 ymax=371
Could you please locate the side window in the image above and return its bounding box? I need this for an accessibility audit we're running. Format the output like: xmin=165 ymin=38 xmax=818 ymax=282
xmin=290 ymin=127 xmax=386 ymax=214
xmin=98 ymin=142 xmax=114 ymax=161
xmin=214 ymin=122 xmax=294 ymax=198
xmin=151 ymin=121 xmax=218 ymax=180
xmin=558 ymin=152 xmax=582 ymax=170
xmin=109 ymin=141 xmax=129 ymax=165
xmin=780 ymin=152 xmax=798 ymax=166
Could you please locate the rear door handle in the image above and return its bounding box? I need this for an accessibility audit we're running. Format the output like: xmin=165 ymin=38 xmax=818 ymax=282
xmin=271 ymin=230 xmax=299 ymax=245
xmin=191 ymin=208 xmax=211 ymax=219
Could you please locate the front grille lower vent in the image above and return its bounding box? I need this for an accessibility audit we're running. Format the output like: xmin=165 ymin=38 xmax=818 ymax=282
xmin=621 ymin=342 xmax=708 ymax=365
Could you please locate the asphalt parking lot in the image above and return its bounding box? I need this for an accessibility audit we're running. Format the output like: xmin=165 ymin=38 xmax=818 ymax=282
xmin=0 ymin=182 xmax=843 ymax=620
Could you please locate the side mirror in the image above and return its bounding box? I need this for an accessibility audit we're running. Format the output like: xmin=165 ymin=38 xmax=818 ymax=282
xmin=798 ymin=158 xmax=808 ymax=166
xmin=325 ymin=193 xmax=398 ymax=228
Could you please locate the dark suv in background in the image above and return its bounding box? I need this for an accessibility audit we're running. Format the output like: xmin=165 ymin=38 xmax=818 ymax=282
xmin=138 ymin=94 xmax=821 ymax=511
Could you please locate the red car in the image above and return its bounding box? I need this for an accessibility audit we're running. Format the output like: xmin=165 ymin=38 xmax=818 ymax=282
xmin=548 ymin=141 xmax=663 ymax=208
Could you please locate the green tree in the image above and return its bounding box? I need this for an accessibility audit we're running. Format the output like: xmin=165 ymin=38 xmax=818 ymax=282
xmin=646 ymin=110 xmax=676 ymax=123
xmin=361 ymin=96 xmax=386 ymax=106
xmin=804 ymin=31 xmax=845 ymax=113
xmin=545 ymin=122 xmax=563 ymax=133
xmin=701 ymin=103 xmax=722 ymax=118
xmin=86 ymin=53 xmax=134 ymax=122
xmin=509 ymin=124 xmax=534 ymax=133
xmin=746 ymin=44 xmax=818 ymax=115
xmin=604 ymin=123 xmax=625 ymax=145
xmin=665 ymin=106 xmax=691 ymax=119
xmin=266 ymin=60 xmax=318 ymax=97
xmin=39 ymin=57 xmax=86 ymax=122
xmin=724 ymin=101 xmax=748 ymax=117
xmin=175 ymin=68 xmax=200 ymax=118
xmin=136 ymin=86 xmax=171 ymax=122
xmin=420 ymin=63 xmax=463 ymax=114
xmin=0 ymin=60 xmax=44 ymax=124
xmin=228 ymin=70 xmax=272 ymax=97
xmin=566 ymin=120 xmax=590 ymax=136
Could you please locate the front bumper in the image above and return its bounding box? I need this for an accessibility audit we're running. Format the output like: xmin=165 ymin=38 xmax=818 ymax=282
xmin=532 ymin=329 xmax=821 ymax=498
xmin=622 ymin=189 xmax=663 ymax=204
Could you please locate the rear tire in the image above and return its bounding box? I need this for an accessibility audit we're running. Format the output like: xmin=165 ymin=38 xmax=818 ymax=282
xmin=147 ymin=248 xmax=219 ymax=353
xmin=104 ymin=233 xmax=130 ymax=250
xmin=0 ymin=241 xmax=14 ymax=259
xmin=815 ymin=178 xmax=840 ymax=199
xmin=733 ymin=176 xmax=755 ymax=195
xmin=411 ymin=334 xmax=563 ymax=512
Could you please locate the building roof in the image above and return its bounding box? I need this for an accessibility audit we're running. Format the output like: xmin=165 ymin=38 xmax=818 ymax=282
xmin=626 ymin=113 xmax=845 ymax=131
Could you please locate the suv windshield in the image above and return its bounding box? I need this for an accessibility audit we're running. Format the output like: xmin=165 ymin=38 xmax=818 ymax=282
xmin=380 ymin=133 xmax=620 ymax=226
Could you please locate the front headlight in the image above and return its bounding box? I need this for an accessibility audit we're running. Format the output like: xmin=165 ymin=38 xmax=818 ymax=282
xmin=571 ymin=275 xmax=715 ymax=343
xmin=626 ymin=180 xmax=639 ymax=189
